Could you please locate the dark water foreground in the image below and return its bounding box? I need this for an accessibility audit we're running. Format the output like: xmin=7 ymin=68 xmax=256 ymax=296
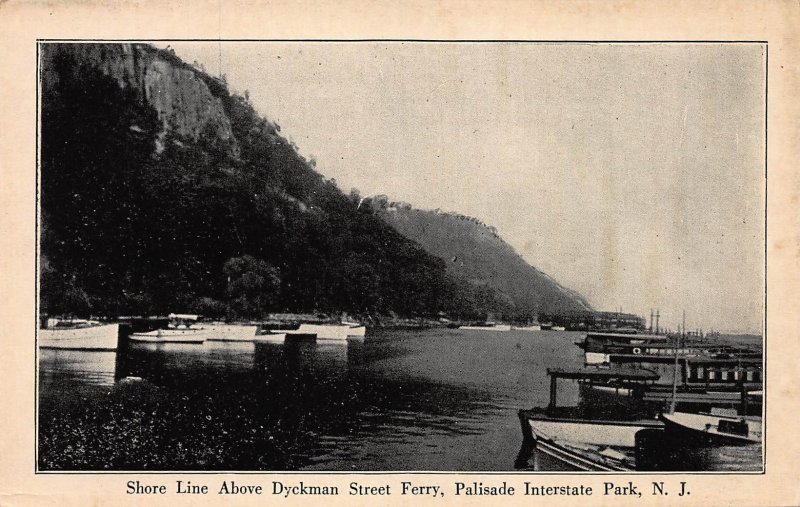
xmin=38 ymin=329 xmax=761 ymax=471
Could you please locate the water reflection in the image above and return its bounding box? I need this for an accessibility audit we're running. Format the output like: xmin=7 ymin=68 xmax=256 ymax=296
xmin=40 ymin=348 xmax=118 ymax=387
xmin=38 ymin=330 xmax=761 ymax=471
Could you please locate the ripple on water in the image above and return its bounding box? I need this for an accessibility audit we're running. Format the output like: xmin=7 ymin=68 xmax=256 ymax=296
xmin=38 ymin=329 xmax=762 ymax=471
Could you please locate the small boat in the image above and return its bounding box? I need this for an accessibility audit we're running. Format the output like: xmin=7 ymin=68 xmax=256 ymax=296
xmin=289 ymin=323 xmax=363 ymax=340
xmin=341 ymin=317 xmax=366 ymax=336
xmin=129 ymin=314 xmax=208 ymax=344
xmin=551 ymin=326 xmax=566 ymax=331
xmin=655 ymin=328 xmax=762 ymax=445
xmin=516 ymin=366 xmax=668 ymax=471
xmin=345 ymin=325 xmax=367 ymax=337
xmin=513 ymin=324 xmax=542 ymax=331
xmin=516 ymin=411 xmax=664 ymax=471
xmin=459 ymin=323 xmax=512 ymax=332
xmin=660 ymin=410 xmax=762 ymax=445
xmin=129 ymin=329 xmax=208 ymax=343
xmin=38 ymin=319 xmax=120 ymax=351
xmin=205 ymin=323 xmax=260 ymax=341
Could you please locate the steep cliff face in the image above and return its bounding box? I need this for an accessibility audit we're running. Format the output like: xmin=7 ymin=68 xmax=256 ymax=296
xmin=40 ymin=43 xmax=236 ymax=152
xmin=369 ymin=198 xmax=592 ymax=317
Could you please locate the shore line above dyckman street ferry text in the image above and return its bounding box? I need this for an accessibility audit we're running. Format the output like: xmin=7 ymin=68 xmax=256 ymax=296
xmin=125 ymin=479 xmax=691 ymax=498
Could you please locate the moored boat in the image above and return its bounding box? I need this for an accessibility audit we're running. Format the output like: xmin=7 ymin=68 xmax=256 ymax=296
xmin=516 ymin=411 xmax=664 ymax=471
xmin=129 ymin=314 xmax=208 ymax=344
xmin=516 ymin=366 xmax=667 ymax=471
xmin=459 ymin=323 xmax=512 ymax=332
xmin=579 ymin=331 xmax=761 ymax=366
xmin=580 ymin=332 xmax=670 ymax=365
xmin=129 ymin=328 xmax=208 ymax=344
xmin=513 ymin=324 xmax=542 ymax=331
xmin=38 ymin=320 xmax=120 ymax=351
xmin=660 ymin=410 xmax=762 ymax=445
xmin=345 ymin=325 xmax=367 ymax=337
xmin=292 ymin=323 xmax=363 ymax=340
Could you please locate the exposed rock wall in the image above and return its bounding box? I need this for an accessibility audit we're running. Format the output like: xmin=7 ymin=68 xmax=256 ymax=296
xmin=40 ymin=43 xmax=237 ymax=153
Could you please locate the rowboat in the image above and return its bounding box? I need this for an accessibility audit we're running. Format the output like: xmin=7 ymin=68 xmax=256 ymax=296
xmin=38 ymin=320 xmax=120 ymax=351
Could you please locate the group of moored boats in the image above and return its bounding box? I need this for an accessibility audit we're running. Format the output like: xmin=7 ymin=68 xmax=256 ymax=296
xmin=38 ymin=314 xmax=367 ymax=350
xmin=516 ymin=331 xmax=763 ymax=471
xmin=40 ymin=317 xmax=763 ymax=470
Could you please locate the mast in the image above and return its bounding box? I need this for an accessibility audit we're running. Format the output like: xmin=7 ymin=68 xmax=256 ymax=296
xmin=655 ymin=309 xmax=660 ymax=335
xmin=669 ymin=310 xmax=685 ymax=414
xmin=683 ymin=310 xmax=686 ymax=348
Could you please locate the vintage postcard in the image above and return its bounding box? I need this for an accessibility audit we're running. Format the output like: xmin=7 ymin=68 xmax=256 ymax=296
xmin=1 ymin=1 xmax=798 ymax=506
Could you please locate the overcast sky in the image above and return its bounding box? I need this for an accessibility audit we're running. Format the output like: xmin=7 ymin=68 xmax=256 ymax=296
xmin=162 ymin=42 xmax=765 ymax=334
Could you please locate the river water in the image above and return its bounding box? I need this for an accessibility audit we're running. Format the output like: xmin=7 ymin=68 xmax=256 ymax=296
xmin=38 ymin=328 xmax=761 ymax=471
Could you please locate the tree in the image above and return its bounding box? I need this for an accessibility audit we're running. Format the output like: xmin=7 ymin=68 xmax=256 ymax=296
xmin=223 ymin=255 xmax=280 ymax=319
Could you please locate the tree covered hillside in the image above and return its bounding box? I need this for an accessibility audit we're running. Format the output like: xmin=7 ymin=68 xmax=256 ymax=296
xmin=40 ymin=44 xmax=451 ymax=319
xmin=367 ymin=198 xmax=592 ymax=320
xmin=39 ymin=43 xmax=590 ymax=322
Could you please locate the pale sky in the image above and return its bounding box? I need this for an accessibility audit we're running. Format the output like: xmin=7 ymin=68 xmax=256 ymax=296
xmin=161 ymin=42 xmax=765 ymax=334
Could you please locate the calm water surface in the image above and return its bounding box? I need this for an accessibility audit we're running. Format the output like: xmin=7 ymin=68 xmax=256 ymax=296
xmin=38 ymin=329 xmax=761 ymax=471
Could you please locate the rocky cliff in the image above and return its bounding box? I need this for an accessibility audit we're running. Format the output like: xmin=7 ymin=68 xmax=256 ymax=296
xmin=41 ymin=43 xmax=237 ymax=152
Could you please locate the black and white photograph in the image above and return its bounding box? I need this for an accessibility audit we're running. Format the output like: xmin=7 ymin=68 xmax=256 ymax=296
xmin=36 ymin=40 xmax=765 ymax=473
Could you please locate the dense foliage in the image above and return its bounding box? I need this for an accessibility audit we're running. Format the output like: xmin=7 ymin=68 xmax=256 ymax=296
xmin=40 ymin=49 xmax=453 ymax=319
xmin=368 ymin=198 xmax=592 ymax=321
